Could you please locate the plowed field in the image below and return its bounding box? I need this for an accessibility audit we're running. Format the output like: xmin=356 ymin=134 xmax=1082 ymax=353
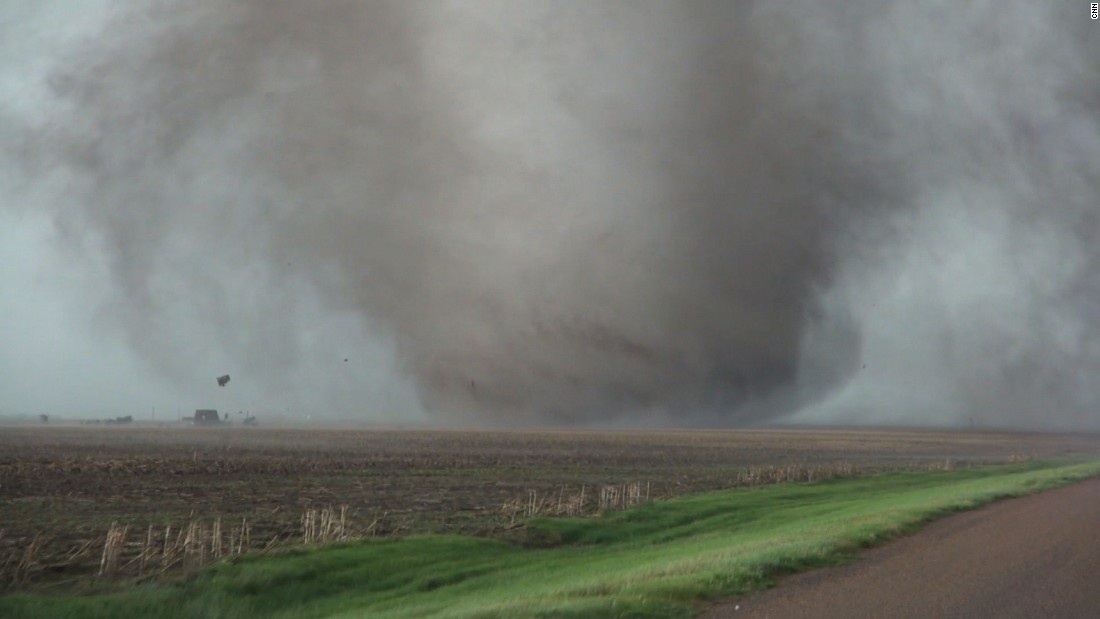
xmin=2 ymin=425 xmax=1098 ymax=590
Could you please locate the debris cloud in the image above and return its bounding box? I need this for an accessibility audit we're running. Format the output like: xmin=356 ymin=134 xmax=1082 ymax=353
xmin=2 ymin=1 xmax=1098 ymax=428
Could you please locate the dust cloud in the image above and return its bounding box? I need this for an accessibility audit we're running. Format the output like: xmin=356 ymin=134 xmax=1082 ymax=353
xmin=2 ymin=1 xmax=1098 ymax=428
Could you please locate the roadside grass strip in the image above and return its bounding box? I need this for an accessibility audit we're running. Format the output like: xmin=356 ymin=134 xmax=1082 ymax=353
xmin=5 ymin=459 xmax=1100 ymax=619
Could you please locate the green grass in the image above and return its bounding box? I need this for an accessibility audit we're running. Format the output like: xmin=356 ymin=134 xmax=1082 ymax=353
xmin=6 ymin=459 xmax=1099 ymax=619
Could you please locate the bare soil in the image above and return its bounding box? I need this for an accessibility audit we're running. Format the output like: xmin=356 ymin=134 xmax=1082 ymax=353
xmin=2 ymin=424 xmax=1098 ymax=590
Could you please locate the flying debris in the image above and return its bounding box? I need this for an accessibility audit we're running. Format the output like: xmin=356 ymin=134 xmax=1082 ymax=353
xmin=217 ymin=374 xmax=231 ymax=387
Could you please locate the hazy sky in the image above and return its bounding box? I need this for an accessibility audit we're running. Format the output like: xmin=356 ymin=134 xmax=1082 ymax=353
xmin=2 ymin=1 xmax=1098 ymax=429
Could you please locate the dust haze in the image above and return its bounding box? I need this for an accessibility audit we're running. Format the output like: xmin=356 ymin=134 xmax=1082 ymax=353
xmin=2 ymin=1 xmax=1098 ymax=429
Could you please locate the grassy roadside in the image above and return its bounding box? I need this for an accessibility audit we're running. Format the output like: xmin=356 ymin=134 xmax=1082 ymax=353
xmin=5 ymin=458 xmax=1099 ymax=619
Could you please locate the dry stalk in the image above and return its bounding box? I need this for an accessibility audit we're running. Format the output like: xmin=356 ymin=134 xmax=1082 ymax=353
xmin=302 ymin=505 xmax=353 ymax=544
xmin=162 ymin=524 xmax=177 ymax=570
xmin=181 ymin=519 xmax=207 ymax=568
xmin=263 ymin=534 xmax=281 ymax=553
xmin=66 ymin=537 xmax=99 ymax=564
xmin=29 ymin=508 xmax=358 ymax=587
xmin=212 ymin=516 xmax=222 ymax=559
xmin=526 ymin=490 xmax=539 ymax=519
xmin=302 ymin=509 xmax=315 ymax=544
xmin=140 ymin=524 xmax=154 ymax=572
xmin=735 ymin=463 xmax=861 ymax=487
xmin=502 ymin=481 xmax=651 ymax=522
xmin=14 ymin=533 xmax=45 ymax=582
xmin=597 ymin=481 xmax=647 ymax=511
xmin=98 ymin=522 xmax=129 ymax=577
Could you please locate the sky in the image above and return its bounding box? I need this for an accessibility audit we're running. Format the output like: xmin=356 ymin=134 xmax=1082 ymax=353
xmin=1 ymin=1 xmax=1098 ymax=429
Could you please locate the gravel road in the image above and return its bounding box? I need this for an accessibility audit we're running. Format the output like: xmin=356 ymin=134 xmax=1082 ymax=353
xmin=702 ymin=476 xmax=1100 ymax=619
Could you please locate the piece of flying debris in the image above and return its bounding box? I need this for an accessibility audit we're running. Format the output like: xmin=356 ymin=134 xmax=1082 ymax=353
xmin=217 ymin=374 xmax=231 ymax=387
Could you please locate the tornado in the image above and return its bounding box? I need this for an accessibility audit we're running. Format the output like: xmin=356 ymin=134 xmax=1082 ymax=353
xmin=2 ymin=1 xmax=1098 ymax=428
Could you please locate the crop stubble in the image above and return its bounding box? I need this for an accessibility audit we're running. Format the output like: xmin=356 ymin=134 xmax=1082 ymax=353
xmin=2 ymin=425 xmax=1099 ymax=589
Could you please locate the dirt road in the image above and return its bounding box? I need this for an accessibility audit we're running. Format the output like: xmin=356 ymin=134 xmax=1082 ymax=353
xmin=703 ymin=476 xmax=1100 ymax=619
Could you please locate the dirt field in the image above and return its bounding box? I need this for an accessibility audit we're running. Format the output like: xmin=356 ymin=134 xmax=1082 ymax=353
xmin=3 ymin=424 xmax=1099 ymax=590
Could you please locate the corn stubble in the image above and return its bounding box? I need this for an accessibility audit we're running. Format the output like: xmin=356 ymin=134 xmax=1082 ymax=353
xmin=1 ymin=426 xmax=1068 ymax=590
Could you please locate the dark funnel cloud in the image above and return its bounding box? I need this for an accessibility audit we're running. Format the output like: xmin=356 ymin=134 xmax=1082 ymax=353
xmin=3 ymin=1 xmax=1099 ymax=428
